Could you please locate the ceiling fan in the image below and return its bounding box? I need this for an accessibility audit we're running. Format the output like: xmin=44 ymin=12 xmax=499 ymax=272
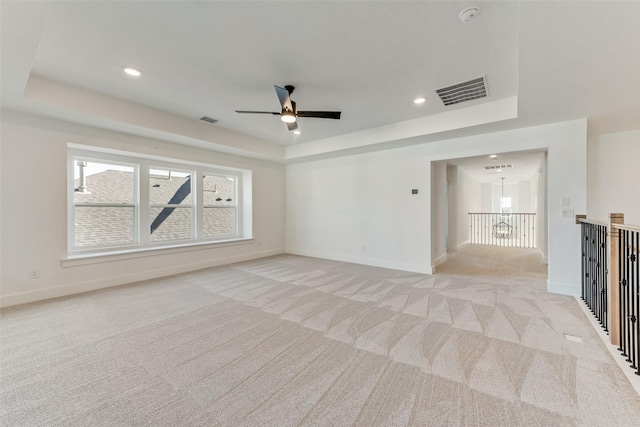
xmin=235 ymin=85 xmax=341 ymax=131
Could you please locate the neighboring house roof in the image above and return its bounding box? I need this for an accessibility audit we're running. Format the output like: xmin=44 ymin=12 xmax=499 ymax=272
xmin=73 ymin=169 xmax=235 ymax=248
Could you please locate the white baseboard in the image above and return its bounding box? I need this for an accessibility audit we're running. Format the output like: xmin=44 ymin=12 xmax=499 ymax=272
xmin=456 ymin=240 xmax=470 ymax=250
xmin=575 ymin=297 xmax=640 ymax=397
xmin=431 ymin=253 xmax=448 ymax=273
xmin=537 ymin=248 xmax=548 ymax=263
xmin=547 ymin=280 xmax=580 ymax=296
xmin=286 ymin=248 xmax=432 ymax=275
xmin=0 ymin=248 xmax=285 ymax=308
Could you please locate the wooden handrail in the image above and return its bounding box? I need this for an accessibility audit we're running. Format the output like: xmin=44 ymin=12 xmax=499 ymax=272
xmin=612 ymin=223 xmax=640 ymax=232
xmin=576 ymin=216 xmax=608 ymax=226
xmin=575 ymin=216 xmax=640 ymax=231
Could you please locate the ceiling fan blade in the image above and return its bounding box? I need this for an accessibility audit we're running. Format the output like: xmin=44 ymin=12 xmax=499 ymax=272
xmin=286 ymin=121 xmax=298 ymax=131
xmin=296 ymin=111 xmax=341 ymax=119
xmin=235 ymin=110 xmax=280 ymax=115
xmin=274 ymin=85 xmax=294 ymax=112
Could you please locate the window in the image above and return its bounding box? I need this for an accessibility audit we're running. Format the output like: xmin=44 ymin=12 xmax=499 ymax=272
xmin=149 ymin=168 xmax=193 ymax=242
xmin=68 ymin=146 xmax=250 ymax=255
xmin=203 ymin=174 xmax=237 ymax=238
xmin=72 ymin=159 xmax=138 ymax=249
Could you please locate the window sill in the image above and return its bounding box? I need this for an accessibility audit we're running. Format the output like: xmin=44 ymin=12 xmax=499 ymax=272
xmin=62 ymin=237 xmax=255 ymax=267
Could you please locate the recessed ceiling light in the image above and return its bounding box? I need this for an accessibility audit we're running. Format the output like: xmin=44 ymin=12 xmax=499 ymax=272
xmin=122 ymin=67 xmax=142 ymax=77
xmin=293 ymin=130 xmax=301 ymax=135
xmin=414 ymin=97 xmax=426 ymax=104
xmin=496 ymin=169 xmax=503 ymax=173
xmin=489 ymin=154 xmax=498 ymax=159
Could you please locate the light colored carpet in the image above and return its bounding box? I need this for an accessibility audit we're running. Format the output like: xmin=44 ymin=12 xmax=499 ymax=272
xmin=2 ymin=246 xmax=640 ymax=426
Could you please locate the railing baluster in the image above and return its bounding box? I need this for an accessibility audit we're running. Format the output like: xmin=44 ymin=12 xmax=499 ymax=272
xmin=579 ymin=222 xmax=608 ymax=333
xmin=627 ymin=233 xmax=637 ymax=369
xmin=620 ymin=229 xmax=627 ymax=355
xmin=625 ymin=230 xmax=631 ymax=359
xmin=603 ymin=224 xmax=608 ymax=331
xmin=580 ymin=222 xmax=587 ymax=301
xmin=635 ymin=230 xmax=640 ymax=375
xmin=468 ymin=213 xmax=536 ymax=248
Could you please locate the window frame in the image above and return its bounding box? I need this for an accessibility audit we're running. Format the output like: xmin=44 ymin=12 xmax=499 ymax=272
xmin=148 ymin=166 xmax=196 ymax=244
xmin=68 ymin=154 xmax=140 ymax=253
xmin=201 ymin=172 xmax=240 ymax=239
xmin=68 ymin=146 xmax=248 ymax=257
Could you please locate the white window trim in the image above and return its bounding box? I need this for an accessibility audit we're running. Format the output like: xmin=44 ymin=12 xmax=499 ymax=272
xmin=62 ymin=237 xmax=255 ymax=267
xmin=148 ymin=165 xmax=196 ymax=244
xmin=202 ymin=173 xmax=240 ymax=239
xmin=67 ymin=144 xmax=252 ymax=258
xmin=68 ymin=154 xmax=140 ymax=252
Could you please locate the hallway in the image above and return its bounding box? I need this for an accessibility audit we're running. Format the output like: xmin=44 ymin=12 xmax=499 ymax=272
xmin=437 ymin=244 xmax=547 ymax=281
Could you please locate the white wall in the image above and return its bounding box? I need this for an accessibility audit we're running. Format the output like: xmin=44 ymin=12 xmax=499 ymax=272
xmin=431 ymin=161 xmax=447 ymax=267
xmin=286 ymin=119 xmax=587 ymax=295
xmin=481 ymin=183 xmax=492 ymax=212
xmin=489 ymin=180 xmax=533 ymax=213
xmin=519 ymin=180 xmax=532 ymax=212
xmin=286 ymin=149 xmax=432 ymax=274
xmin=537 ymin=152 xmax=548 ymax=261
xmin=492 ymin=182 xmax=520 ymax=212
xmin=0 ymin=111 xmax=286 ymax=307
xmin=446 ymin=165 xmax=458 ymax=251
xmin=587 ymin=130 xmax=640 ymax=225
xmin=455 ymin=168 xmax=481 ymax=247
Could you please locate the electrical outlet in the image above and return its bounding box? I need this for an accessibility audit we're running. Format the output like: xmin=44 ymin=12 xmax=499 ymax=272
xmin=29 ymin=269 xmax=39 ymax=279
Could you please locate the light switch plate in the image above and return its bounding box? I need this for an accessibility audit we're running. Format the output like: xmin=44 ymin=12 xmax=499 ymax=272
xmin=561 ymin=208 xmax=574 ymax=218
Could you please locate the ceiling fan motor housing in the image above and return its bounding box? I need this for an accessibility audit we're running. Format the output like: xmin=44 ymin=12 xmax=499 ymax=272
xmin=235 ymin=84 xmax=341 ymax=131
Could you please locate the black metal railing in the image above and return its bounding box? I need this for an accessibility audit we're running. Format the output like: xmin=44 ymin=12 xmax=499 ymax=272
xmin=618 ymin=226 xmax=640 ymax=376
xmin=469 ymin=213 xmax=536 ymax=248
xmin=581 ymin=221 xmax=608 ymax=331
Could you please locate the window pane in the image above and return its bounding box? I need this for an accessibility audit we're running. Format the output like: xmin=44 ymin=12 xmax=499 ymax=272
xmin=203 ymin=207 xmax=235 ymax=237
xmin=74 ymin=161 xmax=134 ymax=204
xmin=74 ymin=206 xmax=134 ymax=247
xmin=150 ymin=169 xmax=192 ymax=205
xmin=150 ymin=207 xmax=192 ymax=241
xmin=203 ymin=175 xmax=235 ymax=206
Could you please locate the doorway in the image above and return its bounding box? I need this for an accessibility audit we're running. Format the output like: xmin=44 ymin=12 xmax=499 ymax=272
xmin=431 ymin=150 xmax=548 ymax=276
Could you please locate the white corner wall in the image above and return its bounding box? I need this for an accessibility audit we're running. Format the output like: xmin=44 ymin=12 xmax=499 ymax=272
xmin=538 ymin=152 xmax=548 ymax=261
xmin=431 ymin=161 xmax=447 ymax=268
xmin=456 ymin=168 xmax=482 ymax=247
xmin=0 ymin=111 xmax=286 ymax=307
xmin=587 ymin=130 xmax=640 ymax=225
xmin=286 ymin=119 xmax=587 ymax=294
xmin=447 ymin=165 xmax=482 ymax=250
xmin=446 ymin=165 xmax=458 ymax=251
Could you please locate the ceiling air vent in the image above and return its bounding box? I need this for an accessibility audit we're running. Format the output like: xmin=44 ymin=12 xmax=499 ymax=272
xmin=484 ymin=164 xmax=512 ymax=170
xmin=435 ymin=76 xmax=488 ymax=106
xmin=200 ymin=116 xmax=218 ymax=124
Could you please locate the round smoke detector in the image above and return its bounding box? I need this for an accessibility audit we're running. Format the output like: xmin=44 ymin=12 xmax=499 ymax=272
xmin=459 ymin=7 xmax=480 ymax=23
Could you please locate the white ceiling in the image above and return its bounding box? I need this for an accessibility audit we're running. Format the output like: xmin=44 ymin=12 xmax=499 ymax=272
xmin=446 ymin=150 xmax=545 ymax=184
xmin=1 ymin=1 xmax=639 ymax=164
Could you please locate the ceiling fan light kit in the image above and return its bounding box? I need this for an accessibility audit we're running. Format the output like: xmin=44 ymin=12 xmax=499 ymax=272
xmin=281 ymin=112 xmax=296 ymax=123
xmin=236 ymin=85 xmax=341 ymax=132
